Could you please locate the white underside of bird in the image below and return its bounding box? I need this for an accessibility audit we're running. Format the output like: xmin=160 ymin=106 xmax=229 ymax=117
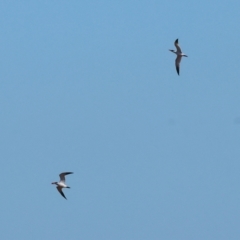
xmin=169 ymin=39 xmax=188 ymax=75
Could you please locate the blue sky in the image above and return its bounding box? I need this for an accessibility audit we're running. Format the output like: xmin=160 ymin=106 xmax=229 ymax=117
xmin=1 ymin=1 xmax=240 ymax=239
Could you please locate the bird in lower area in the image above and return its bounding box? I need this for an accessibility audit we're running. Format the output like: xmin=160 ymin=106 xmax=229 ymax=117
xmin=169 ymin=39 xmax=188 ymax=75
xmin=52 ymin=172 xmax=73 ymax=199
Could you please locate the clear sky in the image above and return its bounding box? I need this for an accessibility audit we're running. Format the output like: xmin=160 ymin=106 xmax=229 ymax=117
xmin=1 ymin=1 xmax=240 ymax=239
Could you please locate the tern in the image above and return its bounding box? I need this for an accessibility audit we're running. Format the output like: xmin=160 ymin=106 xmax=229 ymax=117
xmin=52 ymin=172 xmax=73 ymax=199
xmin=169 ymin=39 xmax=188 ymax=75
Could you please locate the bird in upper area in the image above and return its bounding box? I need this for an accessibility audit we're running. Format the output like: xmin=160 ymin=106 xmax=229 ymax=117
xmin=169 ymin=39 xmax=188 ymax=75
xmin=52 ymin=172 xmax=73 ymax=199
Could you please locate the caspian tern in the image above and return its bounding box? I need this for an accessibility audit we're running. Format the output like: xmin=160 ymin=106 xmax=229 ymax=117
xmin=169 ymin=39 xmax=188 ymax=75
xmin=52 ymin=172 xmax=73 ymax=200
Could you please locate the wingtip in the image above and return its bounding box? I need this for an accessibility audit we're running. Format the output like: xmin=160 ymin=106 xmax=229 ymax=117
xmin=62 ymin=172 xmax=74 ymax=175
xmin=62 ymin=194 xmax=68 ymax=200
xmin=176 ymin=68 xmax=180 ymax=75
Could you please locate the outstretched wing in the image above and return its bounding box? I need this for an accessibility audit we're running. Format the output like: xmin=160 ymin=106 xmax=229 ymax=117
xmin=59 ymin=172 xmax=73 ymax=183
xmin=175 ymin=55 xmax=182 ymax=75
xmin=57 ymin=186 xmax=67 ymax=200
xmin=174 ymin=39 xmax=182 ymax=53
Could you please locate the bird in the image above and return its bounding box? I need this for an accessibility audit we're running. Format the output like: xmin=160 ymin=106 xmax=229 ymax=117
xmin=52 ymin=172 xmax=73 ymax=199
xmin=169 ymin=39 xmax=188 ymax=75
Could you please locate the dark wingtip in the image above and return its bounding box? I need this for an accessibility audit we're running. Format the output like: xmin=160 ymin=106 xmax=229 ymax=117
xmin=176 ymin=68 xmax=180 ymax=75
xmin=175 ymin=39 xmax=178 ymax=43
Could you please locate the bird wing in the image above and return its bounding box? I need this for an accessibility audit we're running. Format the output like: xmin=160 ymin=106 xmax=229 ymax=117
xmin=175 ymin=55 xmax=182 ymax=75
xmin=59 ymin=172 xmax=73 ymax=183
xmin=57 ymin=186 xmax=67 ymax=199
xmin=174 ymin=39 xmax=182 ymax=53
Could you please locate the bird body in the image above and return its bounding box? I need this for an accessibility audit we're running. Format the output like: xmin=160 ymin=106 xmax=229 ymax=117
xmin=52 ymin=172 xmax=73 ymax=199
xmin=169 ymin=39 xmax=187 ymax=75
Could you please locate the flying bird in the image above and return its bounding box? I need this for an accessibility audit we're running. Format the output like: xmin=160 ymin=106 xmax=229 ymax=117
xmin=52 ymin=172 xmax=73 ymax=199
xmin=169 ymin=39 xmax=188 ymax=75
